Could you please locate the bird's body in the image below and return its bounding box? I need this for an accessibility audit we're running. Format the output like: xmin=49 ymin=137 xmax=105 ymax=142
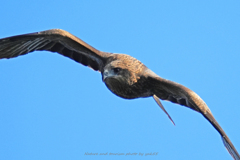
xmin=103 ymin=54 xmax=152 ymax=99
xmin=0 ymin=29 xmax=239 ymax=160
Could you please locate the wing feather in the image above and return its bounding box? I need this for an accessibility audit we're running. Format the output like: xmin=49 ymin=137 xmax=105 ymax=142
xmin=0 ymin=29 xmax=111 ymax=72
xmin=145 ymin=72 xmax=240 ymax=160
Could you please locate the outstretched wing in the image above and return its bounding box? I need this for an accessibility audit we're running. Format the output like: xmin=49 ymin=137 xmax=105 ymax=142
xmin=0 ymin=29 xmax=111 ymax=72
xmin=145 ymin=70 xmax=240 ymax=160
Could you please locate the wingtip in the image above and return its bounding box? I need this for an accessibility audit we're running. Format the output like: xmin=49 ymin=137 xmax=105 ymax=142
xmin=222 ymin=136 xmax=240 ymax=160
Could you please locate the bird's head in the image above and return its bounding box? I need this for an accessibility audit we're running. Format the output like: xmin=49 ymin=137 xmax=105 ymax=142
xmin=102 ymin=54 xmax=145 ymax=85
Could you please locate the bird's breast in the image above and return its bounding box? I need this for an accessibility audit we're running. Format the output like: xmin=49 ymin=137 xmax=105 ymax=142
xmin=104 ymin=77 xmax=152 ymax=99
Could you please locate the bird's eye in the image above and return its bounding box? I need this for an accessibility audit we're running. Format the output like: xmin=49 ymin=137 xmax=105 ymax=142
xmin=113 ymin=68 xmax=122 ymax=73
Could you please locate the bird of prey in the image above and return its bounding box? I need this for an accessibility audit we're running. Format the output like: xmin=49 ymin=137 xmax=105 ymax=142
xmin=0 ymin=29 xmax=239 ymax=160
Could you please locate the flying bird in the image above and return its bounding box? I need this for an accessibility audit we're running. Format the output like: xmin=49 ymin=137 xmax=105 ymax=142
xmin=0 ymin=29 xmax=239 ymax=160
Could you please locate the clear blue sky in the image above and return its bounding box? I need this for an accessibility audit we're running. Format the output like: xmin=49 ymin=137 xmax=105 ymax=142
xmin=0 ymin=1 xmax=240 ymax=160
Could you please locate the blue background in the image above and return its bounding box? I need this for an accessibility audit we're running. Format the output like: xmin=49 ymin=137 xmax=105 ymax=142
xmin=0 ymin=1 xmax=240 ymax=160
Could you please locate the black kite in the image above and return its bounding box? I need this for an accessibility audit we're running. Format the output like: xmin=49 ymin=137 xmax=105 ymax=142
xmin=0 ymin=29 xmax=239 ymax=159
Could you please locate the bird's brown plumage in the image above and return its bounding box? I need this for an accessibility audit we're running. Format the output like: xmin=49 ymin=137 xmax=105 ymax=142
xmin=0 ymin=29 xmax=239 ymax=160
xmin=0 ymin=29 xmax=110 ymax=71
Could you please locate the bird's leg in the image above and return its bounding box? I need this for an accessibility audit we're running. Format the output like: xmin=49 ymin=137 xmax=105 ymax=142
xmin=153 ymin=94 xmax=175 ymax=125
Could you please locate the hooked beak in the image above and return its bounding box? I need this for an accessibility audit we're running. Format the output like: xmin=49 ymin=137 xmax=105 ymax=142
xmin=102 ymin=70 xmax=108 ymax=82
